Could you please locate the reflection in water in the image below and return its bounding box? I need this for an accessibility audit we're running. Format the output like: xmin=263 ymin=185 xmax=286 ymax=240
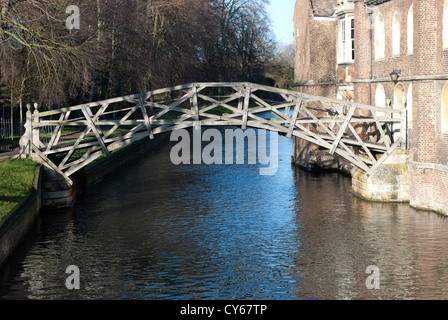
xmin=1 ymin=131 xmax=448 ymax=300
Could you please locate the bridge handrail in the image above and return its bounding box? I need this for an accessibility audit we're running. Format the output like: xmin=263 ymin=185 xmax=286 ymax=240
xmin=31 ymin=82 xmax=402 ymax=119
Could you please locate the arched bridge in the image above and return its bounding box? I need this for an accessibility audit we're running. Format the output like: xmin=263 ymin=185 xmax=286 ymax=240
xmin=20 ymin=82 xmax=407 ymax=185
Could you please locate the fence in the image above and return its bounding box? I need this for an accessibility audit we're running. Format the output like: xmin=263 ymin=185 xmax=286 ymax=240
xmin=0 ymin=117 xmax=54 ymax=153
xmin=0 ymin=118 xmax=23 ymax=153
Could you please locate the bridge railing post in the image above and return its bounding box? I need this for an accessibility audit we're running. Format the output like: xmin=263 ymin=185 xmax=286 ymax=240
xmin=191 ymin=84 xmax=200 ymax=131
xmin=400 ymin=108 xmax=408 ymax=150
xmin=18 ymin=103 xmax=32 ymax=158
xmin=32 ymin=103 xmax=40 ymax=151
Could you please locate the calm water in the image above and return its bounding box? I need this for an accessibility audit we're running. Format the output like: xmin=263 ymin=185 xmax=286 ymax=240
xmin=1 ymin=129 xmax=448 ymax=300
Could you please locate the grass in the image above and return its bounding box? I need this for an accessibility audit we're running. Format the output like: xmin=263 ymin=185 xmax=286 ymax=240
xmin=0 ymin=159 xmax=38 ymax=221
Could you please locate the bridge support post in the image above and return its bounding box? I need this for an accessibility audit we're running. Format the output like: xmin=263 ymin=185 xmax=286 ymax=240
xmin=19 ymin=103 xmax=33 ymax=159
xmin=32 ymin=103 xmax=40 ymax=153
xmin=400 ymin=108 xmax=408 ymax=150
xmin=352 ymin=148 xmax=410 ymax=203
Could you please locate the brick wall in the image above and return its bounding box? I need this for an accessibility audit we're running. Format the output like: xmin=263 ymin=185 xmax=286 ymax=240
xmin=310 ymin=20 xmax=337 ymax=84
xmin=294 ymin=0 xmax=448 ymax=215
xmin=294 ymin=0 xmax=312 ymax=84
xmin=353 ymin=0 xmax=448 ymax=215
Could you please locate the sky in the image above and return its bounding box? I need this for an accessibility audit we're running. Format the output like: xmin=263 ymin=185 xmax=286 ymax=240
xmin=266 ymin=0 xmax=296 ymax=46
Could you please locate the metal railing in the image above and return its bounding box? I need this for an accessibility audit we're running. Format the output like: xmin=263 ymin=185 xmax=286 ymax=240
xmin=0 ymin=118 xmax=24 ymax=153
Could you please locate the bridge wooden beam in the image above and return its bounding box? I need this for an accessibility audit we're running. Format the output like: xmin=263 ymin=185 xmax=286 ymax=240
xmin=287 ymin=98 xmax=302 ymax=138
xmin=191 ymin=85 xmax=201 ymax=131
xmin=330 ymin=104 xmax=356 ymax=155
xmin=242 ymin=86 xmax=251 ymax=130
xmin=139 ymin=95 xmax=154 ymax=140
xmin=81 ymin=106 xmax=110 ymax=157
xmin=364 ymin=139 xmax=402 ymax=180
xmin=32 ymin=143 xmax=73 ymax=186
xmin=45 ymin=111 xmax=70 ymax=152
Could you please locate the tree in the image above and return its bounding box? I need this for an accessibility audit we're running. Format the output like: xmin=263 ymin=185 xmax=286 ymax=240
xmin=0 ymin=0 xmax=279 ymax=117
xmin=0 ymin=0 xmax=100 ymax=109
xmin=202 ymin=0 xmax=274 ymax=83
xmin=266 ymin=43 xmax=295 ymax=89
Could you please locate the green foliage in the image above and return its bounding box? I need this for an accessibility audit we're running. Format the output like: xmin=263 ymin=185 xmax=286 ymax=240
xmin=0 ymin=159 xmax=38 ymax=221
xmin=266 ymin=43 xmax=295 ymax=90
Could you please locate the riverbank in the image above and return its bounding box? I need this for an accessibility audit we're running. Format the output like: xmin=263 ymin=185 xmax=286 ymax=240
xmin=0 ymin=159 xmax=39 ymax=220
xmin=0 ymin=162 xmax=42 ymax=270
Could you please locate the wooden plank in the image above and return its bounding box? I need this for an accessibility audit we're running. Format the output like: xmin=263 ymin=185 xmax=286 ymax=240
xmin=242 ymin=86 xmax=251 ymax=130
xmin=287 ymin=99 xmax=302 ymax=138
xmin=299 ymin=103 xmax=361 ymax=159
xmin=32 ymin=144 xmax=73 ymax=186
xmin=81 ymin=106 xmax=110 ymax=157
xmin=347 ymin=123 xmax=376 ymax=162
xmin=46 ymin=111 xmax=68 ymax=151
xmin=151 ymin=91 xmax=195 ymax=120
xmin=191 ymin=86 xmax=201 ymax=131
xmin=60 ymin=131 xmax=149 ymax=171
xmin=59 ymin=120 xmax=94 ymax=168
xmin=64 ymin=149 xmax=104 ymax=177
xmin=139 ymin=95 xmax=154 ymax=139
xmin=400 ymin=108 xmax=407 ymax=150
xmin=67 ymin=105 xmax=113 ymax=167
xmin=330 ymin=104 xmax=355 ymax=155
xmin=363 ymin=139 xmax=402 ymax=179
xmin=35 ymin=112 xmax=401 ymax=127
xmin=293 ymin=121 xmax=373 ymax=171
xmin=104 ymin=104 xmax=140 ymax=139
xmin=371 ymin=109 xmax=390 ymax=148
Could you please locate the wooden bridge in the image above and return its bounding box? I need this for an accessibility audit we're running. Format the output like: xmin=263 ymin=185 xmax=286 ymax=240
xmin=19 ymin=82 xmax=407 ymax=185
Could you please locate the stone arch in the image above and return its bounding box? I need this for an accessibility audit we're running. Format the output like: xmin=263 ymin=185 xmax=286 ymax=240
xmin=393 ymin=83 xmax=406 ymax=141
xmin=375 ymin=83 xmax=386 ymax=108
xmin=393 ymin=83 xmax=406 ymax=112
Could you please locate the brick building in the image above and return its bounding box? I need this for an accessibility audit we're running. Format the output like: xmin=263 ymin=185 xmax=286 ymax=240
xmin=294 ymin=0 xmax=448 ymax=215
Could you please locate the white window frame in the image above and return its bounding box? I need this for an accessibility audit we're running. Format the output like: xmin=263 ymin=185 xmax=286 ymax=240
xmin=338 ymin=15 xmax=355 ymax=64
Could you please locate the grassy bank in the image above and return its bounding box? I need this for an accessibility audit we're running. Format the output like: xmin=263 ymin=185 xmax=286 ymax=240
xmin=0 ymin=159 xmax=38 ymax=221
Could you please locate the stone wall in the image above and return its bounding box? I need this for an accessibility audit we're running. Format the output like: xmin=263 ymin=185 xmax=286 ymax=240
xmin=352 ymin=150 xmax=410 ymax=202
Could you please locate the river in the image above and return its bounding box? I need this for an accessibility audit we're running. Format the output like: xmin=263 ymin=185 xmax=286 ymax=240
xmin=1 ymin=129 xmax=448 ymax=300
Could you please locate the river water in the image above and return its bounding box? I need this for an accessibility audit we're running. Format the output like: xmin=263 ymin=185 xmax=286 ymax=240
xmin=1 ymin=129 xmax=448 ymax=300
